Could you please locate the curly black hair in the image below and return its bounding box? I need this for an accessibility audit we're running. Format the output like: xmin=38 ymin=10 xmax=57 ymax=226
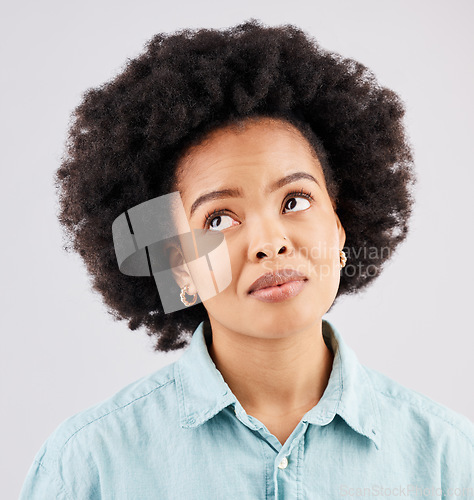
xmin=55 ymin=19 xmax=416 ymax=352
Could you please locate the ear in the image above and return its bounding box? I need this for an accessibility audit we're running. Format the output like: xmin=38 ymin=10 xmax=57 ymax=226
xmin=335 ymin=212 xmax=346 ymax=250
xmin=166 ymin=240 xmax=197 ymax=295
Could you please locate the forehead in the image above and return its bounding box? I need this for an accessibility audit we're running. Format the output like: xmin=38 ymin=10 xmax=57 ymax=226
xmin=175 ymin=118 xmax=325 ymax=194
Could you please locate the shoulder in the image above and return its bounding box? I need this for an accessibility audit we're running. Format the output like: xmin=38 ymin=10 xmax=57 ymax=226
xmin=21 ymin=362 xmax=180 ymax=498
xmin=37 ymin=361 xmax=178 ymax=466
xmin=364 ymin=365 xmax=474 ymax=447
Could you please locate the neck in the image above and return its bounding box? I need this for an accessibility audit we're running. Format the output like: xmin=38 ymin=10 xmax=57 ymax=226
xmin=206 ymin=317 xmax=334 ymax=418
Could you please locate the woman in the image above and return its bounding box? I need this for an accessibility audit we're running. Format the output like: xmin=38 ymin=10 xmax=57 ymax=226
xmin=21 ymin=20 xmax=473 ymax=499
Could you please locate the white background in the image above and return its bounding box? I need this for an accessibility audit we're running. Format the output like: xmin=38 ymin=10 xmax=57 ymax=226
xmin=2 ymin=1 xmax=473 ymax=497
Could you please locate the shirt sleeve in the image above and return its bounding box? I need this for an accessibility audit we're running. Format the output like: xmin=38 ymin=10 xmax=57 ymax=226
xmin=19 ymin=459 xmax=71 ymax=500
xmin=441 ymin=418 xmax=474 ymax=491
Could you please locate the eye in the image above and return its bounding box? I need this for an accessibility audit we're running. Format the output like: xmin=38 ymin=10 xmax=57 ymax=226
xmin=203 ymin=210 xmax=237 ymax=232
xmin=283 ymin=189 xmax=313 ymax=213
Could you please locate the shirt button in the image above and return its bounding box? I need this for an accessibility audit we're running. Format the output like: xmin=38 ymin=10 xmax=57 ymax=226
xmin=278 ymin=457 xmax=288 ymax=469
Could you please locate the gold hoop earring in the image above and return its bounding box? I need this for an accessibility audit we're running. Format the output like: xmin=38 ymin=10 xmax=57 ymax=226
xmin=340 ymin=250 xmax=347 ymax=269
xmin=180 ymin=284 xmax=197 ymax=307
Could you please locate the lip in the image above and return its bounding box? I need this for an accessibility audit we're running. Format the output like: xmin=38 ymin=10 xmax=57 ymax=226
xmin=249 ymin=280 xmax=307 ymax=303
xmin=248 ymin=269 xmax=308 ymax=294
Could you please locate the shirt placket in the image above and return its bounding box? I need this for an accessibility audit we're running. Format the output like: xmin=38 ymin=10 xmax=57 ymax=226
xmin=233 ymin=404 xmax=308 ymax=500
xmin=272 ymin=421 xmax=307 ymax=500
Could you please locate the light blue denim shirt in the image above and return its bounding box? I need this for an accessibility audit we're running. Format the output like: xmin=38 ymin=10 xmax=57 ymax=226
xmin=20 ymin=319 xmax=474 ymax=499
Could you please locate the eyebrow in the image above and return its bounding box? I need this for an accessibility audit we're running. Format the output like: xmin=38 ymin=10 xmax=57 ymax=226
xmin=189 ymin=171 xmax=320 ymax=218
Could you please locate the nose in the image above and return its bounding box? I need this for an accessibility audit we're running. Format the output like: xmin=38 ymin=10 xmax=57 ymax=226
xmin=246 ymin=217 xmax=294 ymax=262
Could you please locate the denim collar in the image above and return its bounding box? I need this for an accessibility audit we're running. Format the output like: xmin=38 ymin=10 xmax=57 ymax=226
xmin=175 ymin=319 xmax=381 ymax=450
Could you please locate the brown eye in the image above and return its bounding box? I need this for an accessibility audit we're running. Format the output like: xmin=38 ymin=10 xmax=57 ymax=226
xmin=283 ymin=195 xmax=311 ymax=213
xmin=208 ymin=214 xmax=234 ymax=231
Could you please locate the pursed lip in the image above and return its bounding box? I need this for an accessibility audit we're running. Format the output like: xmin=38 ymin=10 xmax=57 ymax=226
xmin=248 ymin=269 xmax=308 ymax=294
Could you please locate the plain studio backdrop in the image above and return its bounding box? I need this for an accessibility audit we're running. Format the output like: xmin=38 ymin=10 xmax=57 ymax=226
xmin=2 ymin=0 xmax=473 ymax=497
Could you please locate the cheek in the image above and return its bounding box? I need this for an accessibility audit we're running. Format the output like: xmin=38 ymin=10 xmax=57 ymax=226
xmin=211 ymin=234 xmax=250 ymax=300
xmin=301 ymin=224 xmax=340 ymax=274
xmin=186 ymin=256 xmax=219 ymax=300
xmin=188 ymin=229 xmax=233 ymax=301
xmin=225 ymin=241 xmax=245 ymax=289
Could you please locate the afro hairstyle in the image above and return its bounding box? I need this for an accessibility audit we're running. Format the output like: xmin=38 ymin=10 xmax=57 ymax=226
xmin=55 ymin=19 xmax=416 ymax=352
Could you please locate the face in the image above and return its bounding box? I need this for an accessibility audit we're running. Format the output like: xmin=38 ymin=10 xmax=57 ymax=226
xmin=171 ymin=118 xmax=345 ymax=340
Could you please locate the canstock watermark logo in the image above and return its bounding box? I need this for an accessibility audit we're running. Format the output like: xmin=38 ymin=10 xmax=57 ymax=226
xmin=339 ymin=484 xmax=474 ymax=498
xmin=112 ymin=191 xmax=232 ymax=314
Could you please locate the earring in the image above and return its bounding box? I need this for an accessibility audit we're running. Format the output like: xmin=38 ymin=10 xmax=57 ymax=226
xmin=180 ymin=284 xmax=197 ymax=307
xmin=339 ymin=250 xmax=347 ymax=269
